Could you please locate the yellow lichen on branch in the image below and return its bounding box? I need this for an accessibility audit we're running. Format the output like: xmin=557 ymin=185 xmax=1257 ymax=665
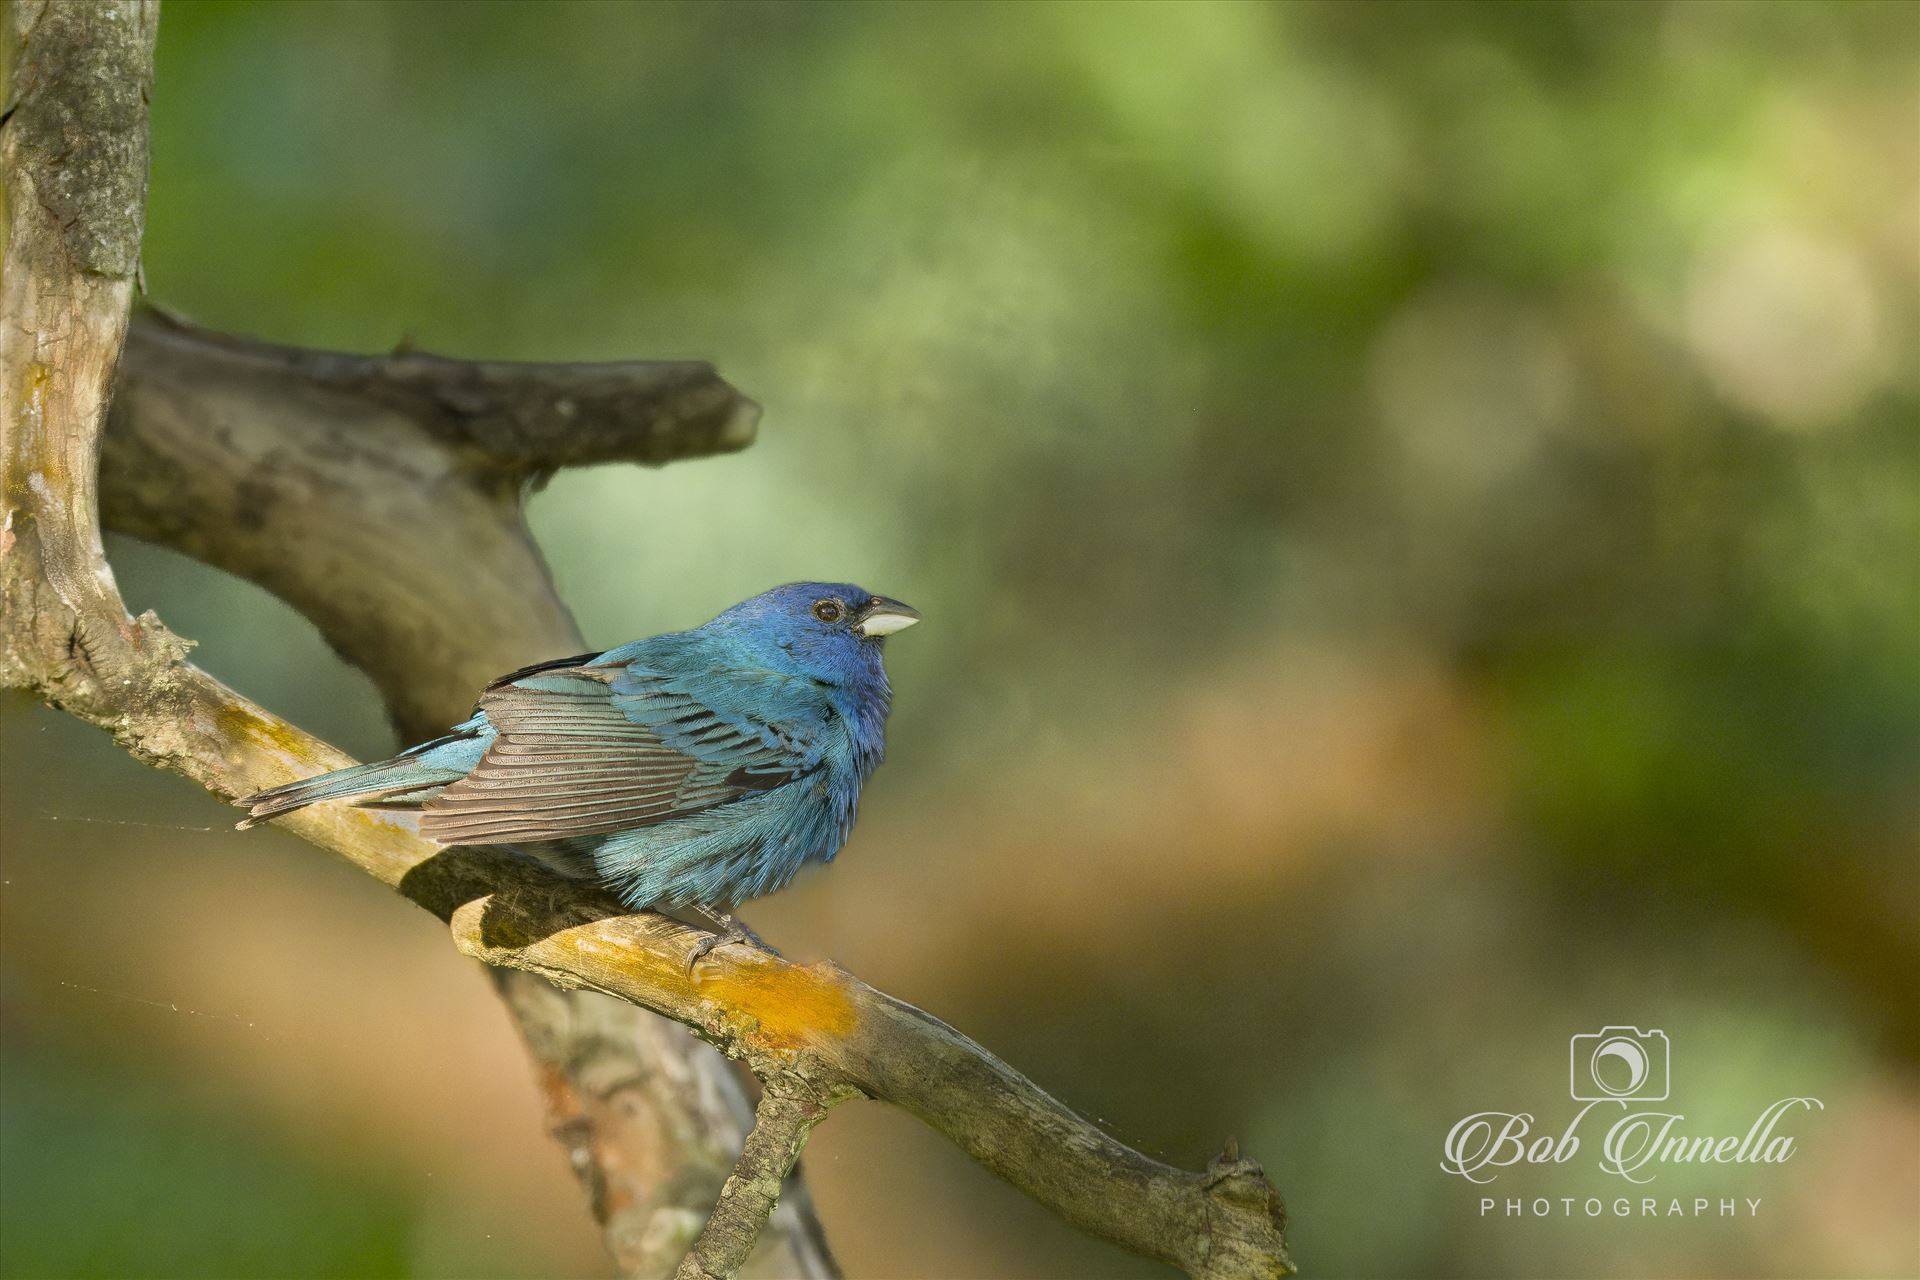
xmin=0 ymin=3 xmax=1292 ymax=1276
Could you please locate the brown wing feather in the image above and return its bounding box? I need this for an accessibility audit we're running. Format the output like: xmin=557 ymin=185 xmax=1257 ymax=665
xmin=420 ymin=671 xmax=726 ymax=844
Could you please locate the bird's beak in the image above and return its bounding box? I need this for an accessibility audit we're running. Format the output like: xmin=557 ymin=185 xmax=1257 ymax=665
xmin=856 ymin=596 xmax=921 ymax=637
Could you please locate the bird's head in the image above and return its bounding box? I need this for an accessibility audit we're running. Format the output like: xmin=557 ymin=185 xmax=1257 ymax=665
xmin=706 ymin=582 xmax=921 ymax=685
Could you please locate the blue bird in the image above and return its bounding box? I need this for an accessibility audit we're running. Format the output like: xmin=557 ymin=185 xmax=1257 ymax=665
xmin=236 ymin=583 xmax=919 ymax=958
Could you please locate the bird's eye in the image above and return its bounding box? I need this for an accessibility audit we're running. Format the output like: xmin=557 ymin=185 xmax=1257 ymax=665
xmin=811 ymin=600 xmax=844 ymax=624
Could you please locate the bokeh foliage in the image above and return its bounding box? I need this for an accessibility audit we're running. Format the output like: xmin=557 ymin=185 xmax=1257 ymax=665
xmin=3 ymin=2 xmax=1915 ymax=1277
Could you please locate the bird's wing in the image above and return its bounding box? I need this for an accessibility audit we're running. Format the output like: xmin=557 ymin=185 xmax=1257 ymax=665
xmin=418 ymin=661 xmax=827 ymax=845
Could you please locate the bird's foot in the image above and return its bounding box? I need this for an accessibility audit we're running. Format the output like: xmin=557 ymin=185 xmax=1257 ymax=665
xmin=684 ymin=904 xmax=780 ymax=974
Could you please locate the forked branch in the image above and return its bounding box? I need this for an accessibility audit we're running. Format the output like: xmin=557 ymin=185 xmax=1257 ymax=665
xmin=0 ymin=4 xmax=1292 ymax=1277
xmin=5 ymin=5 xmax=825 ymax=1276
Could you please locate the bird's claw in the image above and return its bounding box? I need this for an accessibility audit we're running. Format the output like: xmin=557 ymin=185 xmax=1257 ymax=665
xmin=684 ymin=913 xmax=781 ymax=975
xmin=684 ymin=928 xmax=739 ymax=973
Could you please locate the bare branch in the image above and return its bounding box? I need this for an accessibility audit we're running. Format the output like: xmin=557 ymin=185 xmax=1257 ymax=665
xmin=674 ymin=1089 xmax=830 ymax=1280
xmin=4 ymin=7 xmax=821 ymax=1278
xmin=1 ymin=5 xmax=1292 ymax=1277
xmin=102 ymin=309 xmax=759 ymax=735
xmin=99 ymin=316 xmax=824 ymax=1277
xmin=1 ymin=0 xmax=164 ymax=704
xmin=442 ymin=861 xmax=1292 ymax=1280
xmin=486 ymin=967 xmax=837 ymax=1279
xmin=126 ymin=307 xmax=761 ymax=481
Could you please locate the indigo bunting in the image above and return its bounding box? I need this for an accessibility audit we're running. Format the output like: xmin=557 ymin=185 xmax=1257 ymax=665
xmin=236 ymin=583 xmax=919 ymax=955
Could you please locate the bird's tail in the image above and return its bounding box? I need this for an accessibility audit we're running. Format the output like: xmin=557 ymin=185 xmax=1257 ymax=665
xmin=233 ymin=728 xmax=485 ymax=829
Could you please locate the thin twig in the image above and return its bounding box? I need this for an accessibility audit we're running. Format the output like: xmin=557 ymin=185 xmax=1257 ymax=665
xmin=674 ymin=1089 xmax=830 ymax=1280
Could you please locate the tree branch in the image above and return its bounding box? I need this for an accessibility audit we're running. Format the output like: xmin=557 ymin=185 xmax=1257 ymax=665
xmin=435 ymin=857 xmax=1291 ymax=1280
xmin=1 ymin=5 xmax=1293 ymax=1277
xmin=128 ymin=305 xmax=761 ymax=478
xmin=100 ymin=318 xmax=831 ymax=1280
xmin=674 ymin=1088 xmax=830 ymax=1280
xmin=5 ymin=7 xmax=825 ymax=1278
xmin=484 ymin=965 xmax=836 ymax=1278
xmin=102 ymin=307 xmax=760 ymax=736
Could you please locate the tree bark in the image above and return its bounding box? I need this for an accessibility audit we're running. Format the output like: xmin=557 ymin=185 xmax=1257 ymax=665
xmin=4 ymin=6 xmax=828 ymax=1277
xmin=1 ymin=5 xmax=1293 ymax=1277
xmin=104 ymin=310 xmax=758 ymax=735
xmin=98 ymin=310 xmax=832 ymax=1280
xmin=673 ymin=1088 xmax=830 ymax=1280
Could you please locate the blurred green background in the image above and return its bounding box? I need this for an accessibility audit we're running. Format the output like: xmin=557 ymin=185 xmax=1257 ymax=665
xmin=2 ymin=1 xmax=1916 ymax=1277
